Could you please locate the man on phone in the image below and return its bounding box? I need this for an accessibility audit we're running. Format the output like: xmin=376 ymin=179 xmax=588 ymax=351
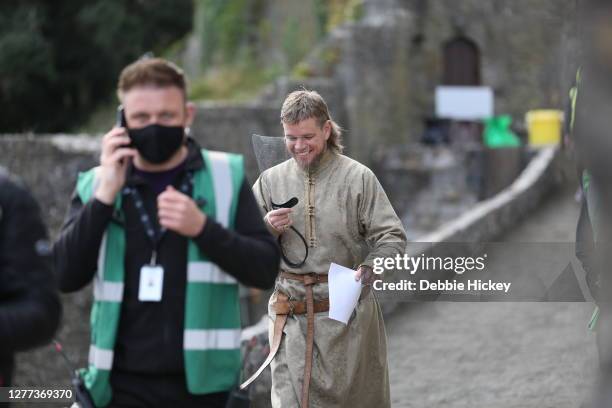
xmin=54 ymin=57 xmax=280 ymax=408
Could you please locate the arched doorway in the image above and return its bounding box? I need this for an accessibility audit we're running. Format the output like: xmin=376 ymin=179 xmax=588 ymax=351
xmin=443 ymin=36 xmax=481 ymax=86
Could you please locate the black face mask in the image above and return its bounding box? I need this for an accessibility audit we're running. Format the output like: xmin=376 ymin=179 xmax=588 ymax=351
xmin=128 ymin=124 xmax=185 ymax=164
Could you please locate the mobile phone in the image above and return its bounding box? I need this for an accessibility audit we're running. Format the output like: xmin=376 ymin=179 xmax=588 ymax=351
xmin=116 ymin=105 xmax=127 ymax=128
xmin=116 ymin=105 xmax=133 ymax=149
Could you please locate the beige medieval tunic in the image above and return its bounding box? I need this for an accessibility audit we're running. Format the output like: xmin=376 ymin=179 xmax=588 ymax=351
xmin=253 ymin=149 xmax=407 ymax=408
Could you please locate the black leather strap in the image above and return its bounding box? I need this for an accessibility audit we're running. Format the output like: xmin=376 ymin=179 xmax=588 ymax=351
xmin=271 ymin=197 xmax=308 ymax=268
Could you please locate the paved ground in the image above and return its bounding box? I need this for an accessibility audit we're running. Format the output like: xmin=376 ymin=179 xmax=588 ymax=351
xmin=387 ymin=187 xmax=600 ymax=408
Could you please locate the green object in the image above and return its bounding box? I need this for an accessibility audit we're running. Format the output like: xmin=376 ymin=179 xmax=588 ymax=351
xmin=570 ymin=68 xmax=582 ymax=133
xmin=589 ymin=306 xmax=600 ymax=332
xmin=76 ymin=150 xmax=244 ymax=407
xmin=483 ymin=115 xmax=521 ymax=148
xmin=582 ymin=169 xmax=591 ymax=193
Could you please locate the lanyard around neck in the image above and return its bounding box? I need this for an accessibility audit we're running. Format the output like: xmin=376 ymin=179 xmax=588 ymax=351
xmin=122 ymin=170 xmax=195 ymax=262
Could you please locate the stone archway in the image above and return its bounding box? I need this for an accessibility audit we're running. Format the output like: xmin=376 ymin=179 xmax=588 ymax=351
xmin=443 ymin=36 xmax=481 ymax=86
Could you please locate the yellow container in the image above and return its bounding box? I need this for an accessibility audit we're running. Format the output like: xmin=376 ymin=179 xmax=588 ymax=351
xmin=526 ymin=110 xmax=564 ymax=146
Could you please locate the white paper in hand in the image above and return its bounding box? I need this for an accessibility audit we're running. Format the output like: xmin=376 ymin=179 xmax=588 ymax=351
xmin=328 ymin=263 xmax=362 ymax=325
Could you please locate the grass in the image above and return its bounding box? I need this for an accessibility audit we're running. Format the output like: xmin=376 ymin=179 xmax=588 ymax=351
xmin=189 ymin=63 xmax=283 ymax=102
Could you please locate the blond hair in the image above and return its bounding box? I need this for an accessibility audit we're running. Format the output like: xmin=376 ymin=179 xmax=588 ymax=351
xmin=280 ymin=89 xmax=344 ymax=153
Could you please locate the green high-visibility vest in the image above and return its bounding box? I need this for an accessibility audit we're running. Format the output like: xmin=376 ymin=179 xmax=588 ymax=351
xmin=76 ymin=149 xmax=244 ymax=407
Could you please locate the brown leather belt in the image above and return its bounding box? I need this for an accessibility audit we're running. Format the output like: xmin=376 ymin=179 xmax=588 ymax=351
xmin=240 ymin=272 xmax=330 ymax=408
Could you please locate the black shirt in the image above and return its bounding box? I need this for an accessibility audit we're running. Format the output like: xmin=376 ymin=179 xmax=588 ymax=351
xmin=0 ymin=171 xmax=61 ymax=385
xmin=53 ymin=139 xmax=279 ymax=375
xmin=132 ymin=159 xmax=186 ymax=196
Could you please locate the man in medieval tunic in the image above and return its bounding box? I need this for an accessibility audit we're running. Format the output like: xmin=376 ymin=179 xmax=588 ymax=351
xmin=245 ymin=90 xmax=407 ymax=407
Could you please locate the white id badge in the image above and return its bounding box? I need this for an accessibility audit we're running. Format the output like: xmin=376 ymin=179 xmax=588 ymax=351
xmin=138 ymin=265 xmax=164 ymax=302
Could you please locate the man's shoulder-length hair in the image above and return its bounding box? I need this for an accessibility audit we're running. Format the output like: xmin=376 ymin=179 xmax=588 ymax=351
xmin=280 ymin=89 xmax=344 ymax=153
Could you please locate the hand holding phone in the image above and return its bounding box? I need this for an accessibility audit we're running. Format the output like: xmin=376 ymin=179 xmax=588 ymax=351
xmin=93 ymin=107 xmax=137 ymax=205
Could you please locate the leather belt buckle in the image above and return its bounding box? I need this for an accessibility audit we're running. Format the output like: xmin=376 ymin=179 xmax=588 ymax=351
xmin=304 ymin=272 xmax=322 ymax=286
xmin=287 ymin=295 xmax=296 ymax=316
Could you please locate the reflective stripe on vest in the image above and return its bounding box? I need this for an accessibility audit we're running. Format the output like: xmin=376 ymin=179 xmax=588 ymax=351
xmin=93 ymin=280 xmax=124 ymax=302
xmin=92 ymin=231 xmax=126 ymax=302
xmin=183 ymin=328 xmax=242 ymax=350
xmin=208 ymin=151 xmax=233 ymax=228
xmin=187 ymin=261 xmax=237 ymax=284
xmin=88 ymin=346 xmax=114 ymax=371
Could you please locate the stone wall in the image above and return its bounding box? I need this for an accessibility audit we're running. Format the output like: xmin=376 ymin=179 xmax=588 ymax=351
xmin=0 ymin=135 xmax=98 ymax=233
xmin=293 ymin=0 xmax=578 ymax=164
xmin=190 ymin=102 xmax=281 ymax=181
xmin=335 ymin=11 xmax=417 ymax=163
xmin=398 ymin=0 xmax=578 ymax=119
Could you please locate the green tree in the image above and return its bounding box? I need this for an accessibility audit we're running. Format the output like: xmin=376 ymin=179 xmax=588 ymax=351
xmin=0 ymin=0 xmax=193 ymax=133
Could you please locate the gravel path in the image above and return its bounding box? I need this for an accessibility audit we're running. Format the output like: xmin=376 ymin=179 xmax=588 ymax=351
xmin=387 ymin=187 xmax=600 ymax=408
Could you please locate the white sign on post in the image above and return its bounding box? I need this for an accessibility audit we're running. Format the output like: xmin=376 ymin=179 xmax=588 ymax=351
xmin=435 ymin=86 xmax=494 ymax=120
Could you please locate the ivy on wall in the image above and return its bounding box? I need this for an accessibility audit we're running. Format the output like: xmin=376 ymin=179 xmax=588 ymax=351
xmin=188 ymin=0 xmax=363 ymax=100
